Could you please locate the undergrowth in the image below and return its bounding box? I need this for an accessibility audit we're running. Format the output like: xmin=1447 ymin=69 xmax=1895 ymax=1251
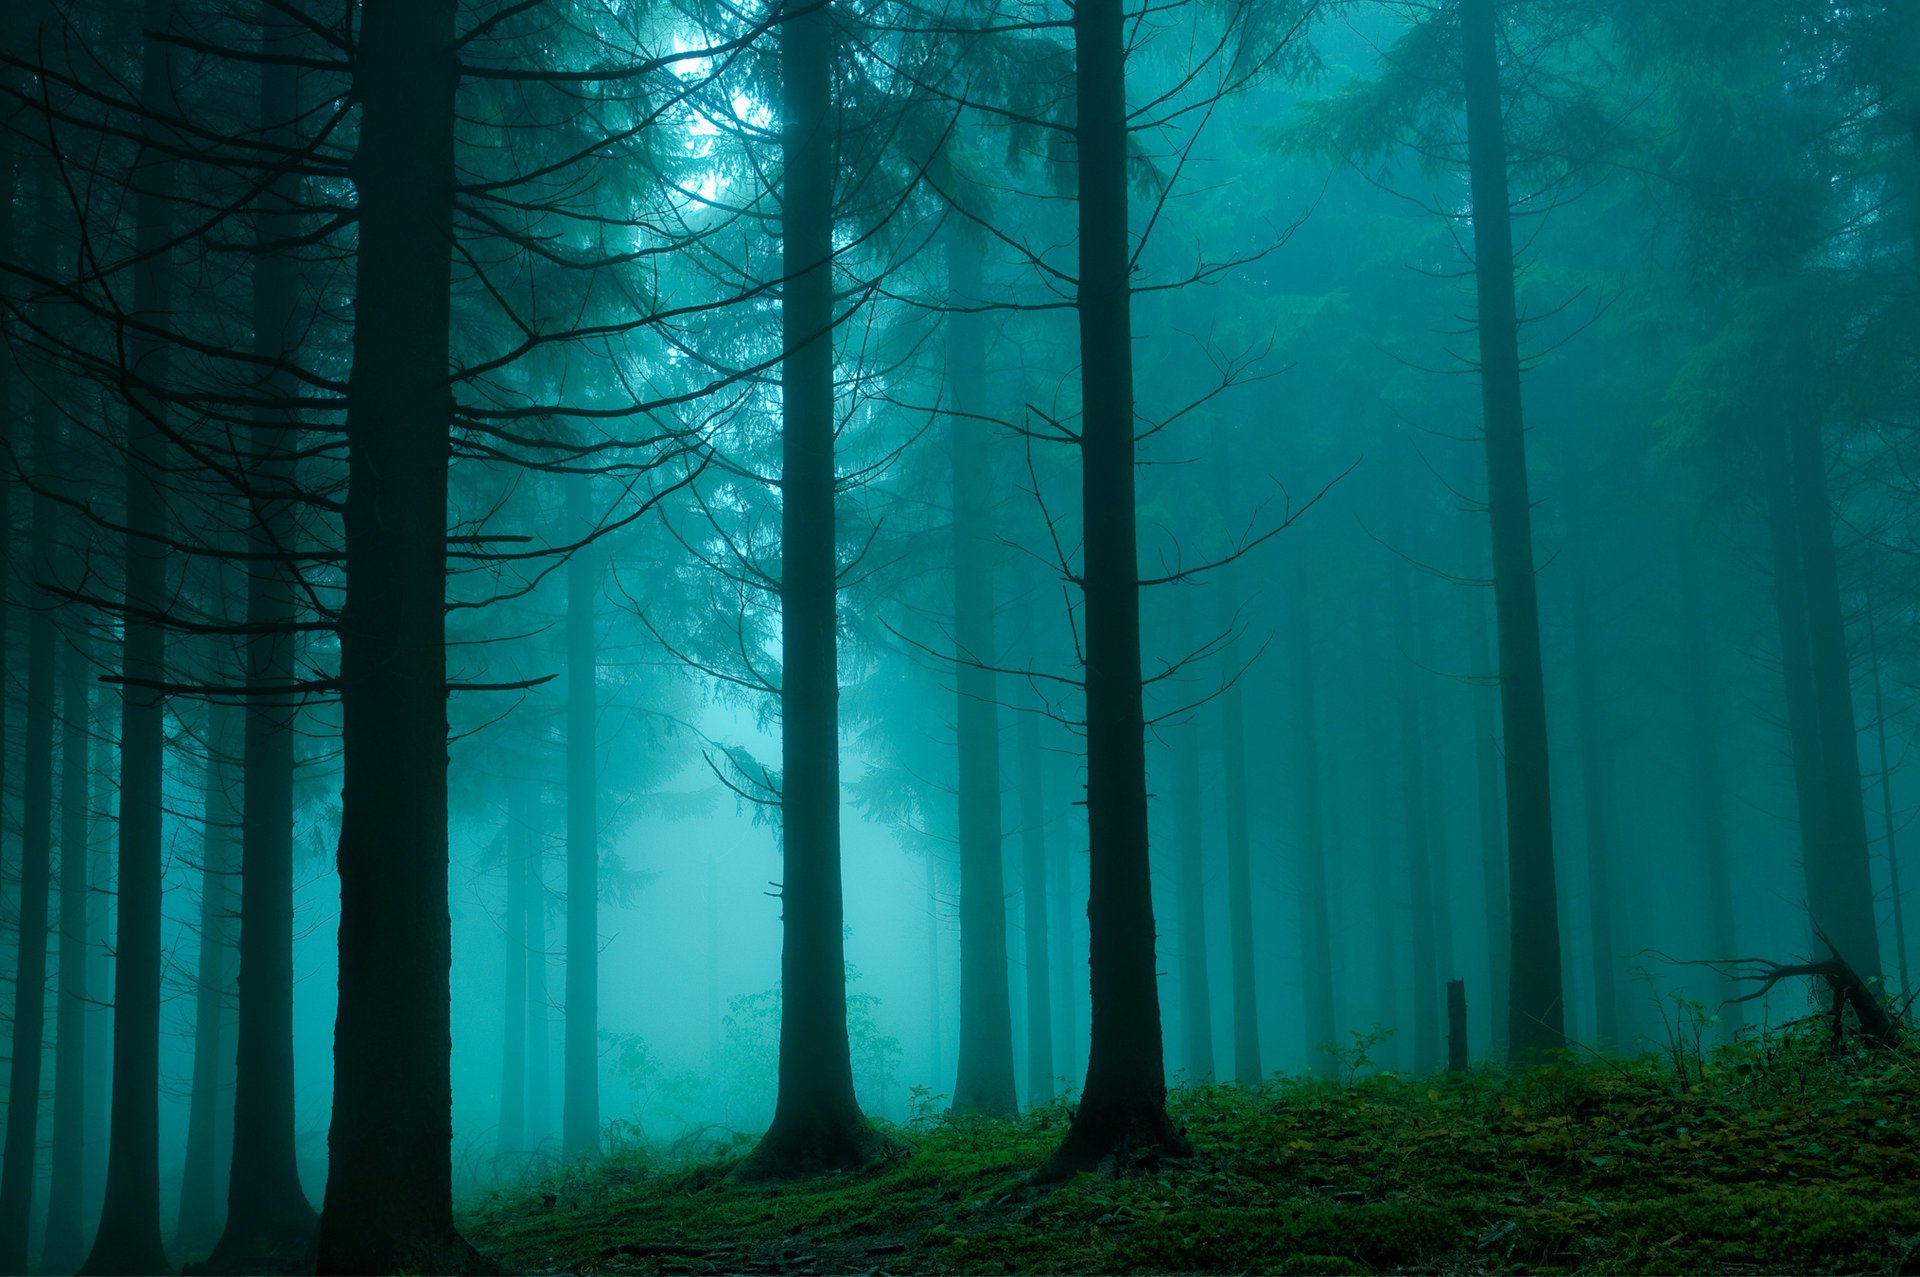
xmin=462 ymin=1023 xmax=1920 ymax=1274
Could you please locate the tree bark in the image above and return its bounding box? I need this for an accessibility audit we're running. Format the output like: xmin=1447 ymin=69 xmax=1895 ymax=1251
xmin=1172 ymin=695 xmax=1215 ymax=1084
xmin=2 ymin=389 xmax=60 ymax=1272
xmin=314 ymin=0 xmax=473 ymax=1266
xmin=1460 ymin=0 xmax=1565 ymax=1062
xmin=44 ymin=618 xmax=93 ymax=1272
xmin=178 ymin=704 xmax=242 ymax=1255
xmin=1017 ymin=699 xmax=1054 ymax=1105
xmin=1390 ymin=550 xmax=1441 ymax=1072
xmin=1787 ymin=415 xmax=1882 ymax=977
xmin=1287 ymin=581 xmax=1336 ymax=1079
xmin=947 ymin=232 xmax=1017 ymax=1118
xmin=204 ymin=17 xmax=318 ymax=1265
xmin=1680 ymin=551 xmax=1743 ymax=1032
xmin=1044 ymin=0 xmax=1185 ymax=1176
xmin=82 ymin=3 xmax=176 ymax=1267
xmin=499 ymin=791 xmax=529 ymax=1162
xmin=563 ymin=472 xmax=601 ymax=1160
xmin=739 ymin=0 xmax=881 ymax=1177
xmin=1565 ymin=530 xmax=1620 ymax=1052
xmin=1459 ymin=551 xmax=1510 ymax=1056
xmin=1865 ymin=598 xmax=1909 ymax=992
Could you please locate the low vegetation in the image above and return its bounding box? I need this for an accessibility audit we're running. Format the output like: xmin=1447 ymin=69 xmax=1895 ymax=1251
xmin=464 ymin=1015 xmax=1920 ymax=1274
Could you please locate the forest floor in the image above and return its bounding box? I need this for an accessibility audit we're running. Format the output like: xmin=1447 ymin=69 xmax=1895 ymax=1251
xmin=462 ymin=1023 xmax=1920 ymax=1275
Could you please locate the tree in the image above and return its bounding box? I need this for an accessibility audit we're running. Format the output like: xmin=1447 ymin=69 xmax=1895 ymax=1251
xmin=1042 ymin=0 xmax=1188 ymax=1176
xmin=947 ymin=229 xmax=1018 ymax=1118
xmin=737 ymin=0 xmax=887 ymax=1177
xmin=313 ymin=0 xmax=473 ymax=1266
xmin=563 ymin=472 xmax=601 ymax=1160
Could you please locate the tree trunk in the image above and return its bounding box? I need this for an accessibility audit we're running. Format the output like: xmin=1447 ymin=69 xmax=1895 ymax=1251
xmin=1566 ymin=534 xmax=1620 ymax=1052
xmin=205 ymin=18 xmax=318 ymax=1264
xmin=178 ymin=704 xmax=242 ymax=1255
xmin=1460 ymin=0 xmax=1564 ymax=1062
xmin=740 ymin=0 xmax=880 ymax=1177
xmin=1390 ymin=551 xmax=1441 ymax=1072
xmin=1017 ymin=701 xmax=1054 ymax=1105
xmin=1044 ymin=0 xmax=1185 ymax=1176
xmin=1865 ymin=599 xmax=1909 ymax=992
xmin=563 ymin=473 xmax=601 ymax=1160
xmin=1460 ymin=554 xmax=1510 ymax=1056
xmin=1788 ymin=415 xmax=1882 ymax=976
xmin=947 ymin=232 xmax=1017 ymax=1118
xmin=44 ymin=619 xmax=93 ymax=1272
xmin=1173 ymin=700 xmax=1215 ymax=1083
xmin=1288 ymin=583 xmax=1336 ymax=1079
xmin=82 ymin=4 xmax=176 ymax=1266
xmin=0 ymin=9 xmax=21 ymax=1262
xmin=527 ymin=800 xmax=550 ymax=1146
xmin=2 ymin=395 xmax=60 ymax=1272
xmin=1050 ymin=753 xmax=1078 ymax=1085
xmin=499 ymin=792 xmax=529 ymax=1162
xmin=1217 ymin=657 xmax=1260 ymax=1086
xmin=314 ymin=0 xmax=473 ymax=1267
xmin=1680 ymin=552 xmax=1743 ymax=1031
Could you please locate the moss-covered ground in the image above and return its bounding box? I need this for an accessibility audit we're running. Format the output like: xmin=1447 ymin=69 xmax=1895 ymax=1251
xmin=462 ymin=1030 xmax=1920 ymax=1274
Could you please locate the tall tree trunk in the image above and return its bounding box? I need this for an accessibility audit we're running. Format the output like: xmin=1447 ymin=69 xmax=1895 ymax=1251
xmin=1049 ymin=755 xmax=1078 ymax=1085
xmin=1390 ymin=552 xmax=1441 ymax=1072
xmin=1866 ymin=599 xmax=1910 ymax=992
xmin=314 ymin=0 xmax=471 ymax=1267
xmin=742 ymin=0 xmax=880 ymax=1177
xmin=1681 ymin=556 xmax=1743 ymax=1030
xmin=927 ymin=852 xmax=944 ymax=1085
xmin=1565 ymin=534 xmax=1620 ymax=1052
xmin=206 ymin=16 xmax=318 ymax=1264
xmin=947 ymin=233 xmax=1017 ymax=1118
xmin=563 ymin=472 xmax=600 ymax=1160
xmin=178 ymin=705 xmax=242 ymax=1255
xmin=1460 ymin=553 xmax=1510 ymax=1056
xmin=1288 ymin=585 xmax=1336 ymax=1079
xmin=499 ymin=792 xmax=529 ymax=1162
xmin=44 ymin=619 xmax=92 ymax=1272
xmin=1045 ymin=0 xmax=1185 ymax=1175
xmin=1787 ymin=416 xmax=1882 ymax=976
xmin=82 ymin=5 xmax=176 ymax=1266
xmin=1217 ymin=634 xmax=1260 ymax=1086
xmin=1017 ymin=700 xmax=1054 ymax=1105
xmin=2 ymin=395 xmax=60 ymax=1272
xmin=0 ymin=6 xmax=21 ymax=1260
xmin=1173 ymin=701 xmax=1215 ymax=1083
xmin=527 ymin=807 xmax=550 ymax=1146
xmin=1460 ymin=0 xmax=1565 ymax=1061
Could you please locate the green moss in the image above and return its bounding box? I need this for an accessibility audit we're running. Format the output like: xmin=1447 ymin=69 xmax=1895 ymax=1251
xmin=460 ymin=1036 xmax=1920 ymax=1274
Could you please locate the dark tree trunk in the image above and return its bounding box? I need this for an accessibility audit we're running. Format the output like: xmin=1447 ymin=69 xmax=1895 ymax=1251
xmin=1865 ymin=599 xmax=1910 ymax=992
xmin=1173 ymin=702 xmax=1215 ymax=1084
xmin=563 ymin=473 xmax=600 ymax=1160
xmin=178 ymin=705 xmax=241 ymax=1256
xmin=1460 ymin=0 xmax=1564 ymax=1062
xmin=1447 ymin=980 xmax=1468 ymax=1073
xmin=204 ymin=20 xmax=318 ymax=1264
xmin=947 ymin=232 xmax=1017 ymax=1118
xmin=44 ymin=620 xmax=93 ymax=1272
xmin=1788 ymin=416 xmax=1882 ymax=976
xmin=740 ymin=0 xmax=881 ymax=1177
xmin=0 ymin=11 xmax=21 ymax=1262
xmin=1288 ymin=585 xmax=1336 ymax=1079
xmin=1050 ymin=753 xmax=1078 ymax=1084
xmin=1017 ymin=700 xmax=1054 ymax=1105
xmin=499 ymin=790 xmax=529 ymax=1161
xmin=314 ymin=0 xmax=472 ymax=1267
xmin=83 ymin=4 xmax=176 ymax=1267
xmin=2 ymin=398 xmax=59 ymax=1273
xmin=1044 ymin=0 xmax=1186 ymax=1176
xmin=1764 ymin=417 xmax=1882 ymax=978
